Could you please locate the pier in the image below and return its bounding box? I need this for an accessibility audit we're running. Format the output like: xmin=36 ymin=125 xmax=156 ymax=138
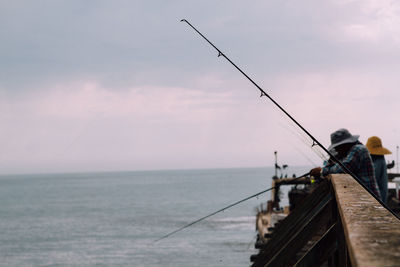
xmin=251 ymin=174 xmax=400 ymax=266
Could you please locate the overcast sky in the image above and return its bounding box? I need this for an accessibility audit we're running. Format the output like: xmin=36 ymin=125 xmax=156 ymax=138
xmin=1 ymin=0 xmax=400 ymax=174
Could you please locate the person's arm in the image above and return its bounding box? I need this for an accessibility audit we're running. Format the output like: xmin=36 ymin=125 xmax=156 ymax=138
xmin=322 ymin=147 xmax=360 ymax=176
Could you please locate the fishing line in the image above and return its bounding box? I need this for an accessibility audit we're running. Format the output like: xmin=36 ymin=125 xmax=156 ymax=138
xmin=277 ymin=121 xmax=326 ymax=163
xmin=180 ymin=19 xmax=400 ymax=220
xmin=277 ymin=114 xmax=329 ymax=162
xmin=155 ymin=172 xmax=310 ymax=242
xmin=292 ymin=144 xmax=319 ymax=167
xmin=275 ymin=122 xmax=321 ymax=166
xmin=264 ymin=99 xmax=327 ymax=164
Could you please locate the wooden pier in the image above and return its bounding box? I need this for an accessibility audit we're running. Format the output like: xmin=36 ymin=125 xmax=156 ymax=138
xmin=251 ymin=174 xmax=400 ymax=266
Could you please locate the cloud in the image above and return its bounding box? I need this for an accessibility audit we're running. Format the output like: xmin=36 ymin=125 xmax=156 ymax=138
xmin=3 ymin=0 xmax=400 ymax=90
xmin=1 ymin=0 xmax=400 ymax=173
xmin=0 ymin=81 xmax=258 ymax=173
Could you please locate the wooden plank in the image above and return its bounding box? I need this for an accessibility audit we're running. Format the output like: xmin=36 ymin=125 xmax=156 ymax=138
xmin=267 ymin=180 xmax=330 ymax=241
xmin=252 ymin=181 xmax=331 ymax=266
xmin=334 ymin=219 xmax=349 ymax=267
xmin=294 ymin=223 xmax=337 ymax=267
xmin=265 ymin=197 xmax=333 ymax=266
xmin=331 ymin=174 xmax=400 ymax=266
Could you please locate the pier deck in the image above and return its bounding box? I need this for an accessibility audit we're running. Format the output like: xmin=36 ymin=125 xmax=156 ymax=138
xmin=332 ymin=174 xmax=400 ymax=266
xmin=251 ymin=174 xmax=400 ymax=266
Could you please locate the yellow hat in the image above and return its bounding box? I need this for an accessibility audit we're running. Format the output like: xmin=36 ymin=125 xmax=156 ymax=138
xmin=366 ymin=136 xmax=392 ymax=155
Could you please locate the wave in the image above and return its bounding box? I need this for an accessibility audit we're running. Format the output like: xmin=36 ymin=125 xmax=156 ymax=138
xmin=210 ymin=216 xmax=254 ymax=223
xmin=201 ymin=216 xmax=255 ymax=231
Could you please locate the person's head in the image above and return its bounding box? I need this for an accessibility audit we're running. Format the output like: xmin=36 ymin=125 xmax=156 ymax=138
xmin=366 ymin=136 xmax=391 ymax=155
xmin=328 ymin=128 xmax=359 ymax=157
xmin=334 ymin=142 xmax=357 ymax=158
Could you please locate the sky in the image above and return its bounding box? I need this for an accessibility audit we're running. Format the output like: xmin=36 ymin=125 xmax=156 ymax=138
xmin=1 ymin=0 xmax=400 ymax=174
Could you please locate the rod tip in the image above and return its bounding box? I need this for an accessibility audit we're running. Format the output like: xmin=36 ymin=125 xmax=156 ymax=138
xmin=180 ymin=19 xmax=187 ymax=22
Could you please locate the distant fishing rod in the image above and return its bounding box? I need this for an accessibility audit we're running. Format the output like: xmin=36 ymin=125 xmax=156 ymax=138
xmin=155 ymin=172 xmax=310 ymax=242
xmin=180 ymin=19 xmax=400 ymax=220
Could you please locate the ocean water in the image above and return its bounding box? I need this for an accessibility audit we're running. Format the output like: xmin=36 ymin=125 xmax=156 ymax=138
xmin=0 ymin=167 xmax=308 ymax=266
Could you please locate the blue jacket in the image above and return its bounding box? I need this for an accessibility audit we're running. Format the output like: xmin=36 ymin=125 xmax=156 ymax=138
xmin=371 ymin=155 xmax=388 ymax=204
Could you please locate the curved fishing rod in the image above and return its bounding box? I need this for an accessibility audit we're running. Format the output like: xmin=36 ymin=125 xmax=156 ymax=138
xmin=180 ymin=19 xmax=400 ymax=220
xmin=155 ymin=172 xmax=310 ymax=242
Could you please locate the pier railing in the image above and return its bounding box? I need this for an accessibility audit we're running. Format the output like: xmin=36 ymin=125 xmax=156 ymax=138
xmin=251 ymin=174 xmax=400 ymax=267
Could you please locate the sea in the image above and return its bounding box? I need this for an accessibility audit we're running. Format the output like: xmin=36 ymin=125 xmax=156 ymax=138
xmin=0 ymin=166 xmax=310 ymax=266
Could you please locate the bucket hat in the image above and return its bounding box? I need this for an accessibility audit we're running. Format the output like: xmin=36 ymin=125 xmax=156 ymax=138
xmin=328 ymin=128 xmax=359 ymax=151
xmin=366 ymin=136 xmax=391 ymax=155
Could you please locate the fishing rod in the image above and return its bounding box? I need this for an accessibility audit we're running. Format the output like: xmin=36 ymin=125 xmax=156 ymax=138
xmin=180 ymin=19 xmax=400 ymax=220
xmin=155 ymin=172 xmax=311 ymax=242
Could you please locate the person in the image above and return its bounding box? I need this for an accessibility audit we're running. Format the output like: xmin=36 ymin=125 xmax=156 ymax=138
xmin=366 ymin=136 xmax=391 ymax=204
xmin=310 ymin=128 xmax=381 ymax=199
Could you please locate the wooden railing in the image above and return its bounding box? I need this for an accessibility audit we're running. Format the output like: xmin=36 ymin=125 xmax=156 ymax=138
xmin=251 ymin=174 xmax=400 ymax=266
